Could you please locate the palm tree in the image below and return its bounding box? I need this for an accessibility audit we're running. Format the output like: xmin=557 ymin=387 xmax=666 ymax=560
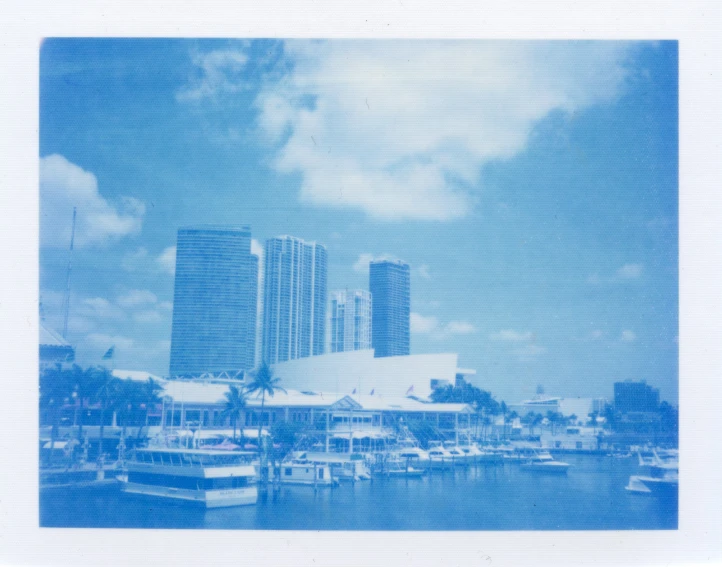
xmin=40 ymin=363 xmax=74 ymax=466
xmin=246 ymin=362 xmax=286 ymax=478
xmin=136 ymin=377 xmax=165 ymax=441
xmin=220 ymin=384 xmax=248 ymax=442
xmin=94 ymin=368 xmax=119 ymax=458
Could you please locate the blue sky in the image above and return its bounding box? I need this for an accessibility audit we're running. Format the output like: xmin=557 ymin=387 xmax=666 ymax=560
xmin=39 ymin=39 xmax=678 ymax=404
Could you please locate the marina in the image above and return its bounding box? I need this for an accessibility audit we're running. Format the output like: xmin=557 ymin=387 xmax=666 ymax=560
xmin=40 ymin=453 xmax=677 ymax=530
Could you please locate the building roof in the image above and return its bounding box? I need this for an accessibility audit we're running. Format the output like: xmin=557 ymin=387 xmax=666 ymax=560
xmin=39 ymin=324 xmax=71 ymax=347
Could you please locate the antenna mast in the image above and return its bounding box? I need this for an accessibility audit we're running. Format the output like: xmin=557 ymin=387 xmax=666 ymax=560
xmin=61 ymin=207 xmax=77 ymax=339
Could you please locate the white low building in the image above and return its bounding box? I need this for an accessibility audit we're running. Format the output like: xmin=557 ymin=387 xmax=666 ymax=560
xmin=269 ymin=349 xmax=474 ymax=399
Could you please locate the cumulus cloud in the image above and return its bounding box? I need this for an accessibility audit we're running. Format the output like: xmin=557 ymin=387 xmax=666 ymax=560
xmin=491 ymin=329 xmax=534 ymax=342
xmin=177 ymin=48 xmax=251 ymax=101
xmin=121 ymin=247 xmax=150 ymax=272
xmin=40 ymin=154 xmax=145 ymax=248
xmin=617 ymin=263 xmax=643 ymax=279
xmin=117 ymin=289 xmax=158 ymax=308
xmin=352 ymin=252 xmax=397 ymax=273
xmin=132 ymin=310 xmax=164 ymax=323
xmin=411 ymin=312 xmax=476 ymax=339
xmin=77 ymin=297 xmax=126 ymax=320
xmin=621 ymin=330 xmax=637 ymax=342
xmin=251 ymin=238 xmax=264 ymax=259
xmin=254 ymin=40 xmax=635 ymax=221
xmin=444 ymin=321 xmax=476 ymax=335
xmin=157 ymin=246 xmax=177 ymax=276
xmin=418 ymin=264 xmax=431 ymax=280
xmin=411 ymin=312 xmax=439 ymax=334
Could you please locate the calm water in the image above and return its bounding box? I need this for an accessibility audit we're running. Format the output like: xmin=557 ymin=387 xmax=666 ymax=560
xmin=40 ymin=455 xmax=677 ymax=530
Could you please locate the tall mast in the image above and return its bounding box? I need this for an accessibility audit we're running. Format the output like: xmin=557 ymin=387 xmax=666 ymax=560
xmin=61 ymin=207 xmax=77 ymax=340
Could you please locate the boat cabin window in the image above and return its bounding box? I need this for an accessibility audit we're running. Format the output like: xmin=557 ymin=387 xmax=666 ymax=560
xmin=285 ymin=468 xmax=293 ymax=476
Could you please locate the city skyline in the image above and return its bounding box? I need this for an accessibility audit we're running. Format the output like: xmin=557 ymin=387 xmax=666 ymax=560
xmin=38 ymin=39 xmax=678 ymax=404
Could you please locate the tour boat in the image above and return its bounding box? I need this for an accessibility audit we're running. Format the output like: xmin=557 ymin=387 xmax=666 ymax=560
xmin=121 ymin=448 xmax=258 ymax=508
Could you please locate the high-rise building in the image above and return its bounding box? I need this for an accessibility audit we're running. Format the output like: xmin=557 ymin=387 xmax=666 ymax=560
xmin=329 ymin=289 xmax=372 ymax=353
xmin=262 ymin=236 xmax=327 ymax=364
xmin=614 ymin=381 xmax=660 ymax=413
xmin=169 ymin=226 xmax=258 ymax=377
xmin=369 ymin=259 xmax=410 ymax=357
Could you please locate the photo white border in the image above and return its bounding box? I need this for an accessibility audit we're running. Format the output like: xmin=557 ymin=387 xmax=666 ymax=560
xmin=1 ymin=1 xmax=720 ymax=565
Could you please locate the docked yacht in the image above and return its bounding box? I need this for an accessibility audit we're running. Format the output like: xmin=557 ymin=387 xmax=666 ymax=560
xmin=427 ymin=444 xmax=459 ymax=467
xmin=520 ymin=449 xmax=570 ymax=473
xmin=293 ymin=452 xmax=371 ymax=481
xmin=121 ymin=448 xmax=258 ymax=508
xmin=626 ymin=449 xmax=678 ymax=497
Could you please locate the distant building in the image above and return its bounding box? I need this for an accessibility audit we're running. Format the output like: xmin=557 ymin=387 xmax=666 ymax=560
xmin=614 ymin=381 xmax=660 ymax=414
xmin=510 ymin=396 xmax=607 ymax=421
xmin=262 ymin=236 xmax=327 ymax=364
xmin=329 ymin=289 xmax=372 ymax=353
xmin=169 ymin=226 xmax=258 ymax=378
xmin=39 ymin=324 xmax=75 ymax=368
xmin=369 ymin=259 xmax=410 ymax=357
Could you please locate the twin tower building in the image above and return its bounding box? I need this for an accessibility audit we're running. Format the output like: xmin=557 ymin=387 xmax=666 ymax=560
xmin=169 ymin=226 xmax=411 ymax=378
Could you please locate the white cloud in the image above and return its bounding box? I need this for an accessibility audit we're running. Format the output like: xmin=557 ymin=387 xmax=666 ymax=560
xmin=410 ymin=312 xmax=439 ymax=334
xmin=121 ymin=247 xmax=150 ymax=272
xmin=158 ymin=301 xmax=173 ymax=311
xmin=516 ymin=344 xmax=547 ymax=358
xmin=117 ymin=289 xmax=158 ymax=308
xmin=157 ymin=246 xmax=177 ymax=276
xmin=491 ymin=329 xmax=534 ymax=342
xmin=255 ymin=41 xmax=635 ymax=221
xmin=418 ymin=264 xmax=431 ymax=280
xmin=590 ymin=330 xmax=604 ymax=340
xmin=621 ymin=330 xmax=637 ymax=342
xmin=132 ymin=310 xmax=164 ymax=324
xmin=77 ymin=297 xmax=126 ymax=320
xmin=617 ymin=263 xmax=643 ymax=279
xmin=444 ymin=321 xmax=476 ymax=335
xmin=177 ymin=48 xmax=251 ymax=101
xmin=352 ymin=252 xmax=397 ymax=273
xmin=251 ymin=238 xmax=264 ymax=259
xmin=411 ymin=313 xmax=476 ymax=338
xmin=40 ymin=154 xmax=145 ymax=247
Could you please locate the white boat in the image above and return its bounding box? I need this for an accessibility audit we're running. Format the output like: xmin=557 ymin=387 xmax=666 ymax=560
xmin=427 ymin=444 xmax=460 ymax=467
xmin=395 ymin=446 xmax=431 ymax=466
xmin=293 ymin=452 xmax=371 ymax=481
xmin=521 ymin=459 xmax=571 ymax=473
xmin=626 ymin=449 xmax=678 ymax=497
xmin=266 ymin=459 xmax=337 ymax=486
xmin=381 ymin=457 xmax=425 ymax=478
xmin=122 ymin=448 xmax=258 ymax=508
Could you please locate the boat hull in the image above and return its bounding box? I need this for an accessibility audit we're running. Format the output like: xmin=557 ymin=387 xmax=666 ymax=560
xmin=122 ymin=482 xmax=258 ymax=508
xmin=625 ymin=475 xmax=678 ymax=497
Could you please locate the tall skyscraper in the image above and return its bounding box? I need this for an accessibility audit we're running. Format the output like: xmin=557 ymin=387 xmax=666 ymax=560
xmin=262 ymin=236 xmax=327 ymax=364
xmin=169 ymin=226 xmax=258 ymax=377
xmin=329 ymin=289 xmax=372 ymax=353
xmin=370 ymin=260 xmax=410 ymax=357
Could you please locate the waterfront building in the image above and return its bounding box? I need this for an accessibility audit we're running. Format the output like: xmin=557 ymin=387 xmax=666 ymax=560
xmin=262 ymin=236 xmax=327 ymax=364
xmin=329 ymin=289 xmax=372 ymax=353
xmin=369 ymin=259 xmax=410 ymax=357
xmin=169 ymin=226 xmax=258 ymax=378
